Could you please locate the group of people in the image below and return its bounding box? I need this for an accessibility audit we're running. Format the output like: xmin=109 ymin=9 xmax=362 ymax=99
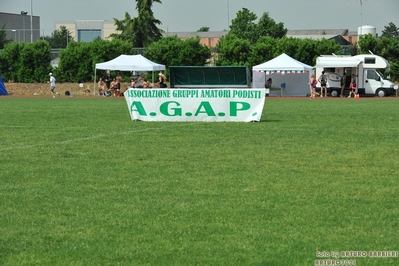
xmin=309 ymin=71 xmax=357 ymax=99
xmin=97 ymin=71 xmax=168 ymax=97
xmin=130 ymin=75 xmax=152 ymax=89
xmin=47 ymin=70 xmax=168 ymax=97
xmin=338 ymin=73 xmax=358 ymax=98
xmin=97 ymin=72 xmax=123 ymax=97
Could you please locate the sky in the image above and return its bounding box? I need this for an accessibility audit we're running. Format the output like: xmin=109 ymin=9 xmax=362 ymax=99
xmin=1 ymin=0 xmax=398 ymax=36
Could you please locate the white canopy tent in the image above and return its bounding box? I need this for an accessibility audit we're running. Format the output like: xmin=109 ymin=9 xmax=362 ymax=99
xmin=252 ymin=53 xmax=314 ymax=96
xmin=94 ymin=54 xmax=166 ymax=96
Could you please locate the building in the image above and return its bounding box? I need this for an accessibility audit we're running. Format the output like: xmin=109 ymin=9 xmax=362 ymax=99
xmin=55 ymin=20 xmax=118 ymax=42
xmin=55 ymin=21 xmax=228 ymax=47
xmin=0 ymin=12 xmax=41 ymax=43
xmin=54 ymin=19 xmax=362 ymax=51
xmin=55 ymin=20 xmax=227 ymax=46
xmin=287 ymin=29 xmax=353 ymax=54
xmin=2 ymin=12 xmax=364 ymax=53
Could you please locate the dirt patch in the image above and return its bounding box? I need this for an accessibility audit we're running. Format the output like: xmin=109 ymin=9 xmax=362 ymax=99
xmin=3 ymin=82 xmax=399 ymax=100
xmin=3 ymin=82 xmax=131 ymax=98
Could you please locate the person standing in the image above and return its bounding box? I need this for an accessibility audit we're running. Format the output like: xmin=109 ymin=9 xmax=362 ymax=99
xmin=318 ymin=71 xmax=327 ymax=98
xmin=114 ymin=73 xmax=122 ymax=96
xmin=110 ymin=78 xmax=119 ymax=97
xmin=340 ymin=73 xmax=346 ymax=97
xmin=265 ymin=78 xmax=272 ymax=88
xmin=49 ymin=73 xmax=56 ymax=95
xmin=158 ymin=71 xmax=167 ymax=88
xmin=98 ymin=78 xmax=106 ymax=96
xmin=264 ymin=77 xmax=272 ymax=97
xmin=348 ymin=74 xmax=357 ymax=98
xmin=102 ymin=71 xmax=111 ymax=91
xmin=309 ymin=74 xmax=317 ymax=99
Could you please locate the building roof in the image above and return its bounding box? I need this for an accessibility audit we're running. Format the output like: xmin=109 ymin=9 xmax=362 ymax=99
xmin=163 ymin=31 xmax=227 ymax=38
xmin=348 ymin=30 xmax=358 ymax=36
xmin=287 ymin=29 xmax=349 ymax=36
xmin=164 ymin=29 xmax=354 ymax=40
xmin=286 ymin=34 xmax=340 ymax=40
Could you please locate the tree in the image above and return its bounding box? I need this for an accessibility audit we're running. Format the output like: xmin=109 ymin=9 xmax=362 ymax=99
xmin=215 ymin=34 xmax=252 ymax=67
xmin=248 ymin=36 xmax=279 ymax=66
xmin=381 ymin=22 xmax=399 ymax=39
xmin=256 ymin=12 xmax=287 ymax=40
xmin=358 ymin=34 xmax=378 ymax=54
xmin=228 ymin=9 xmax=287 ymax=43
xmin=349 ymin=43 xmax=359 ymax=56
xmin=197 ymin=27 xmax=210 ymax=32
xmin=376 ymin=36 xmax=399 ymax=81
xmin=57 ymin=42 xmax=92 ymax=82
xmin=275 ymin=37 xmax=306 ymax=59
xmin=110 ymin=12 xmax=135 ymax=43
xmin=312 ymin=38 xmax=343 ymax=61
xmin=0 ymin=42 xmax=24 ymax=81
xmin=228 ymin=8 xmax=258 ymax=43
xmin=144 ymin=36 xmax=211 ymax=70
xmin=175 ymin=37 xmax=212 ymax=66
xmin=0 ymin=24 xmax=12 ymax=49
xmin=43 ymin=26 xmax=74 ymax=48
xmin=377 ymin=37 xmax=399 ymax=62
xmin=389 ymin=61 xmax=399 ymax=82
xmin=294 ymin=38 xmax=320 ymax=66
xmin=0 ymin=41 xmax=50 ymax=82
xmin=17 ymin=41 xmax=52 ymax=82
xmin=111 ymin=0 xmax=163 ymax=47
xmin=57 ymin=38 xmax=133 ymax=82
xmin=216 ymin=33 xmax=342 ymax=69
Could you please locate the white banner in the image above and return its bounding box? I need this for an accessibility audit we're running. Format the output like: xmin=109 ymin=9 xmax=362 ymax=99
xmin=124 ymin=88 xmax=266 ymax=122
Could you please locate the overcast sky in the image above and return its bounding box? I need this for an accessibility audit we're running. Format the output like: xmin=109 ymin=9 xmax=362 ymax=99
xmin=2 ymin=0 xmax=398 ymax=36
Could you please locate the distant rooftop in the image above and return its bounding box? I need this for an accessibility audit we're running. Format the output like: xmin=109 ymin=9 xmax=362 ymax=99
xmin=287 ymin=29 xmax=349 ymax=36
xmin=163 ymin=31 xmax=227 ymax=38
xmin=286 ymin=34 xmax=340 ymax=40
xmin=163 ymin=29 xmax=354 ymax=39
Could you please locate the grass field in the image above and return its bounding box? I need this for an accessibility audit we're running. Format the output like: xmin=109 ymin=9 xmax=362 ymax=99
xmin=0 ymin=96 xmax=398 ymax=265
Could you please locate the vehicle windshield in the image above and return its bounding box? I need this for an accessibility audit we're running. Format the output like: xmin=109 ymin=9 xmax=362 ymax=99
xmin=376 ymin=70 xmax=389 ymax=80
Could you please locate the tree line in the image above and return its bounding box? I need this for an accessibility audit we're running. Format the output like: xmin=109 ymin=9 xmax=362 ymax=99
xmin=1 ymin=2 xmax=399 ymax=83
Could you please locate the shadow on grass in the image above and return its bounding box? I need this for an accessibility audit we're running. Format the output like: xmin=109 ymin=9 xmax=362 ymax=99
xmin=252 ymin=119 xmax=282 ymax=123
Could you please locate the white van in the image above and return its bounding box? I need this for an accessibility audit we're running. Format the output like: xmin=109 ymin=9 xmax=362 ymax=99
xmin=315 ymin=54 xmax=397 ymax=97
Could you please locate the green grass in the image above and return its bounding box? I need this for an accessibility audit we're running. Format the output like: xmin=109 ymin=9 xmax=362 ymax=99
xmin=1 ymin=97 xmax=399 ymax=265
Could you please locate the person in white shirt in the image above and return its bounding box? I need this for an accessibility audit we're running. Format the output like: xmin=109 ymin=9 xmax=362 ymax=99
xmin=49 ymin=73 xmax=56 ymax=95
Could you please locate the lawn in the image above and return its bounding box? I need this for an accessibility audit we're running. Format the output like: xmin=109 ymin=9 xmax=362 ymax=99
xmin=0 ymin=97 xmax=398 ymax=265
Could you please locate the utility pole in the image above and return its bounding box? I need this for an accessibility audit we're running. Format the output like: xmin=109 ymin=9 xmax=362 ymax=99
xmin=358 ymin=0 xmax=370 ymax=37
xmin=227 ymin=0 xmax=230 ymax=28
xmin=21 ymin=11 xmax=28 ymax=43
xmin=30 ymin=0 xmax=33 ymax=43
xmin=360 ymin=0 xmax=366 ymax=36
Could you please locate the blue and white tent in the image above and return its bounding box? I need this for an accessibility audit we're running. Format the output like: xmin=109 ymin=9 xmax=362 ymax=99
xmin=0 ymin=76 xmax=9 ymax=96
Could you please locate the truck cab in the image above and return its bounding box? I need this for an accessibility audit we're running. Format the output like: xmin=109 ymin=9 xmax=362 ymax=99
xmin=363 ymin=69 xmax=394 ymax=97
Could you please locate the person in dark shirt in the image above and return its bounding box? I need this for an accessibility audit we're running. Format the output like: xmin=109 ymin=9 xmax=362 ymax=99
xmin=265 ymin=78 xmax=272 ymax=88
xmin=318 ymin=71 xmax=327 ymax=98
xmin=340 ymin=73 xmax=346 ymax=98
xmin=102 ymin=71 xmax=111 ymax=90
